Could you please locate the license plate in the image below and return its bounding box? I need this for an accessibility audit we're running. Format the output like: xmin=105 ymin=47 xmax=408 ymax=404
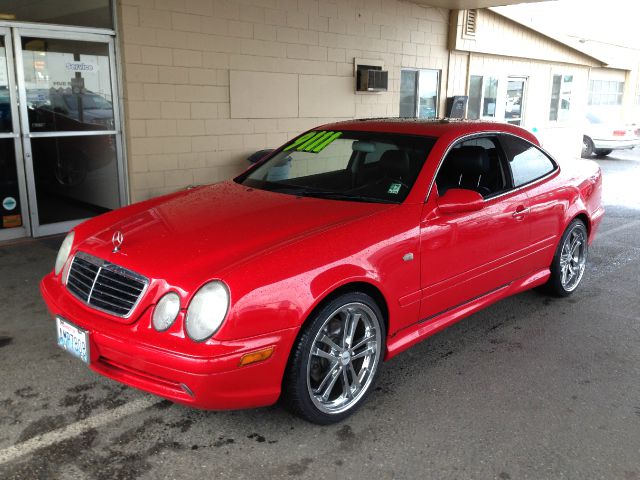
xmin=56 ymin=317 xmax=90 ymax=364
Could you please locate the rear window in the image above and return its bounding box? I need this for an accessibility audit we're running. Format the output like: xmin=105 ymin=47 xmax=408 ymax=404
xmin=500 ymin=135 xmax=556 ymax=187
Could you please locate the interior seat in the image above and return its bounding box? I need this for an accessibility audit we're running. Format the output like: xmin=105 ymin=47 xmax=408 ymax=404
xmin=355 ymin=149 xmax=411 ymax=187
xmin=437 ymin=146 xmax=492 ymax=197
xmin=378 ymin=150 xmax=411 ymax=183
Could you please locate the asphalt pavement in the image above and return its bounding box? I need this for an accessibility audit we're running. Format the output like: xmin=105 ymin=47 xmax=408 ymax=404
xmin=0 ymin=150 xmax=639 ymax=480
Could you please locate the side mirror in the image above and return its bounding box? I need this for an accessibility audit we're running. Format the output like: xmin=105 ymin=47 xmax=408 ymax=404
xmin=437 ymin=188 xmax=484 ymax=214
xmin=247 ymin=149 xmax=274 ymax=164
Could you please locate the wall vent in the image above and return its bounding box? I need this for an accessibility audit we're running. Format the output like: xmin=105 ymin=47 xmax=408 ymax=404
xmin=464 ymin=9 xmax=478 ymax=37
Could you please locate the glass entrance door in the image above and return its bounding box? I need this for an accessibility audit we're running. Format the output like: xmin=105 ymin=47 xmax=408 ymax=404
xmin=0 ymin=27 xmax=29 ymax=241
xmin=14 ymin=28 xmax=125 ymax=237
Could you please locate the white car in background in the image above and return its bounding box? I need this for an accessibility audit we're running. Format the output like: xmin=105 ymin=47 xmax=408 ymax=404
xmin=582 ymin=112 xmax=640 ymax=158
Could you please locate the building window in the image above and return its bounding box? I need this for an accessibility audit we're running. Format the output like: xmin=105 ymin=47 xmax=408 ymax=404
xmin=588 ymin=80 xmax=624 ymax=106
xmin=399 ymin=69 xmax=440 ymax=119
xmin=0 ymin=0 xmax=113 ymax=29
xmin=468 ymin=75 xmax=498 ymax=119
xmin=549 ymin=74 xmax=573 ymax=122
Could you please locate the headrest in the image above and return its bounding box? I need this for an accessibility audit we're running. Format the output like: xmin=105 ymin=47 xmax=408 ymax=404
xmin=446 ymin=146 xmax=490 ymax=175
xmin=379 ymin=149 xmax=410 ymax=178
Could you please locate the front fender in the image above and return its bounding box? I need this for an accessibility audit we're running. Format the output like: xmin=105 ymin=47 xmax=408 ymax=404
xmin=216 ymin=204 xmax=422 ymax=342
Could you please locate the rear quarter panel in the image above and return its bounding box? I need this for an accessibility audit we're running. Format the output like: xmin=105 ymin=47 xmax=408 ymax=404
xmin=526 ymin=157 xmax=603 ymax=269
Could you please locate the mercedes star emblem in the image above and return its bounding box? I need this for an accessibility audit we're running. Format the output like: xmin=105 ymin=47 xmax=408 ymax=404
xmin=112 ymin=230 xmax=124 ymax=253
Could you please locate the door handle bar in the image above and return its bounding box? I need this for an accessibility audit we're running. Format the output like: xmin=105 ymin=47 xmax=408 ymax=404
xmin=512 ymin=207 xmax=530 ymax=217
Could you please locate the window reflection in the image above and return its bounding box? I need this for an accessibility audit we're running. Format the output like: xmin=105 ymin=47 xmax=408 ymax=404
xmin=399 ymin=69 xmax=440 ymax=119
xmin=22 ymin=38 xmax=115 ymax=132
xmin=0 ymin=0 xmax=113 ymax=29
xmin=31 ymin=135 xmax=120 ymax=225
xmin=400 ymin=70 xmax=418 ymax=118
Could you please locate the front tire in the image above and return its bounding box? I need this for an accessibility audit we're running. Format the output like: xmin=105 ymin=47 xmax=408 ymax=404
xmin=283 ymin=292 xmax=385 ymax=424
xmin=546 ymin=219 xmax=588 ymax=297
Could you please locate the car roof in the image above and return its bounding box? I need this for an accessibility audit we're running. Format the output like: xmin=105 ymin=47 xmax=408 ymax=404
xmin=317 ymin=118 xmax=540 ymax=146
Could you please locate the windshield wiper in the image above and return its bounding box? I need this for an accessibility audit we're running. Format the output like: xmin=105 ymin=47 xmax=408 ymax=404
xmin=304 ymin=191 xmax=397 ymax=204
xmin=268 ymin=184 xmax=397 ymax=204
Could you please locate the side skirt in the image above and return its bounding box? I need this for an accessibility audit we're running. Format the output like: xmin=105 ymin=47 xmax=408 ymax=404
xmin=384 ymin=268 xmax=551 ymax=360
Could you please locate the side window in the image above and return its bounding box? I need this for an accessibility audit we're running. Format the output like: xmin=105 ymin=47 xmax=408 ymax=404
xmin=500 ymin=135 xmax=556 ymax=187
xmin=435 ymin=136 xmax=507 ymax=199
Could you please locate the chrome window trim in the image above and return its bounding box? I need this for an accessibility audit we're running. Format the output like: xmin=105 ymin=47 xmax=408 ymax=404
xmin=0 ymin=26 xmax=30 ymax=240
xmin=425 ymin=130 xmax=560 ymax=203
xmin=67 ymin=251 xmax=149 ymax=319
xmin=25 ymin=131 xmax=118 ymax=138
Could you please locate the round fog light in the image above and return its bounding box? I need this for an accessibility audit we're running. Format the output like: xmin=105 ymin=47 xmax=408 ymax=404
xmin=152 ymin=292 xmax=180 ymax=332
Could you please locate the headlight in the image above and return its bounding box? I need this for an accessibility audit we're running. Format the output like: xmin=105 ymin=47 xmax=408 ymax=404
xmin=185 ymin=281 xmax=230 ymax=342
xmin=152 ymin=292 xmax=180 ymax=332
xmin=54 ymin=231 xmax=75 ymax=276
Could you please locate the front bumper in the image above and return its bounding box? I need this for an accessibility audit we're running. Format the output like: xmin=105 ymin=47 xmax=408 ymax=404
xmin=41 ymin=273 xmax=299 ymax=410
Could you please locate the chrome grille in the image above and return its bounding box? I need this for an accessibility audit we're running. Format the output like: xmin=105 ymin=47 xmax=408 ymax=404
xmin=66 ymin=252 xmax=148 ymax=318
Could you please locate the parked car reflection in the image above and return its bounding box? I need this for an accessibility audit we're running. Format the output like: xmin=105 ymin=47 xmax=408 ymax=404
xmin=26 ymin=88 xmax=114 ymax=132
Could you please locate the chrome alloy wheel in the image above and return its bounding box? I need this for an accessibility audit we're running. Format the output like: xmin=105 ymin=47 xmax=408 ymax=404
xmin=306 ymin=302 xmax=382 ymax=415
xmin=559 ymin=224 xmax=587 ymax=292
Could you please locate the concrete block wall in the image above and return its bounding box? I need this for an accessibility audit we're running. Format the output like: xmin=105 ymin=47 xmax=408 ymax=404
xmin=118 ymin=0 xmax=451 ymax=202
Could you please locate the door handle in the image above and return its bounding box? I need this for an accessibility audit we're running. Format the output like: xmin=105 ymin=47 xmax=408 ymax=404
xmin=512 ymin=206 xmax=530 ymax=218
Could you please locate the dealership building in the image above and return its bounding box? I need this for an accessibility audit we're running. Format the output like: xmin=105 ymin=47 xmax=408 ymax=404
xmin=1 ymin=0 xmax=638 ymax=242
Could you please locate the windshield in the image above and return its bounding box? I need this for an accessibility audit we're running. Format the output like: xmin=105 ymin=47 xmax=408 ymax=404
xmin=236 ymin=130 xmax=436 ymax=203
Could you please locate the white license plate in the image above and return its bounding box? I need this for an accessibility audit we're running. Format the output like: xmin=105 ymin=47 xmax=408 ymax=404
xmin=56 ymin=317 xmax=90 ymax=364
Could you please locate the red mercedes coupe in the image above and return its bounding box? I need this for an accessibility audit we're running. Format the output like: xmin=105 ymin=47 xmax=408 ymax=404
xmin=41 ymin=119 xmax=604 ymax=424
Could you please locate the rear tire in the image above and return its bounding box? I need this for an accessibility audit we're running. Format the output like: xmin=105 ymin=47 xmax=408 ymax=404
xmin=594 ymin=149 xmax=613 ymax=157
xmin=545 ymin=219 xmax=588 ymax=297
xmin=283 ymin=292 xmax=385 ymax=425
xmin=581 ymin=136 xmax=594 ymax=158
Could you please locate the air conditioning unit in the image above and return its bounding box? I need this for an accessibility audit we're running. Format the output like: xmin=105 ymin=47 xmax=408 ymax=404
xmin=357 ymin=66 xmax=388 ymax=92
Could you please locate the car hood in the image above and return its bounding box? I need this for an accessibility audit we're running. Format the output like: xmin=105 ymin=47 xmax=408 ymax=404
xmin=75 ymin=181 xmax=392 ymax=285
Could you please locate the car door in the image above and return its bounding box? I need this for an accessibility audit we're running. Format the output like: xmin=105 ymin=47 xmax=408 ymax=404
xmin=418 ymin=135 xmax=533 ymax=321
xmin=498 ymin=134 xmax=561 ymax=272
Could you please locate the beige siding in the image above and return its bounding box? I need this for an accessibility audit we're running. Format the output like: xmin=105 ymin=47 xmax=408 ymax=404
xmin=118 ymin=0 xmax=451 ymax=201
xmin=451 ymin=9 xmax=601 ymax=68
xmin=446 ymin=50 xmax=469 ymax=97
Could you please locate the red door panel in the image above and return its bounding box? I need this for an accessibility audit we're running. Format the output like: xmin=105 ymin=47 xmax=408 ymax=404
xmin=418 ymin=188 xmax=532 ymax=321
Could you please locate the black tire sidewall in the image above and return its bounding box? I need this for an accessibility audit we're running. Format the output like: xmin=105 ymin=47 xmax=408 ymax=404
xmin=581 ymin=137 xmax=594 ymax=158
xmin=283 ymin=291 xmax=386 ymax=425
xmin=594 ymin=149 xmax=612 ymax=157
